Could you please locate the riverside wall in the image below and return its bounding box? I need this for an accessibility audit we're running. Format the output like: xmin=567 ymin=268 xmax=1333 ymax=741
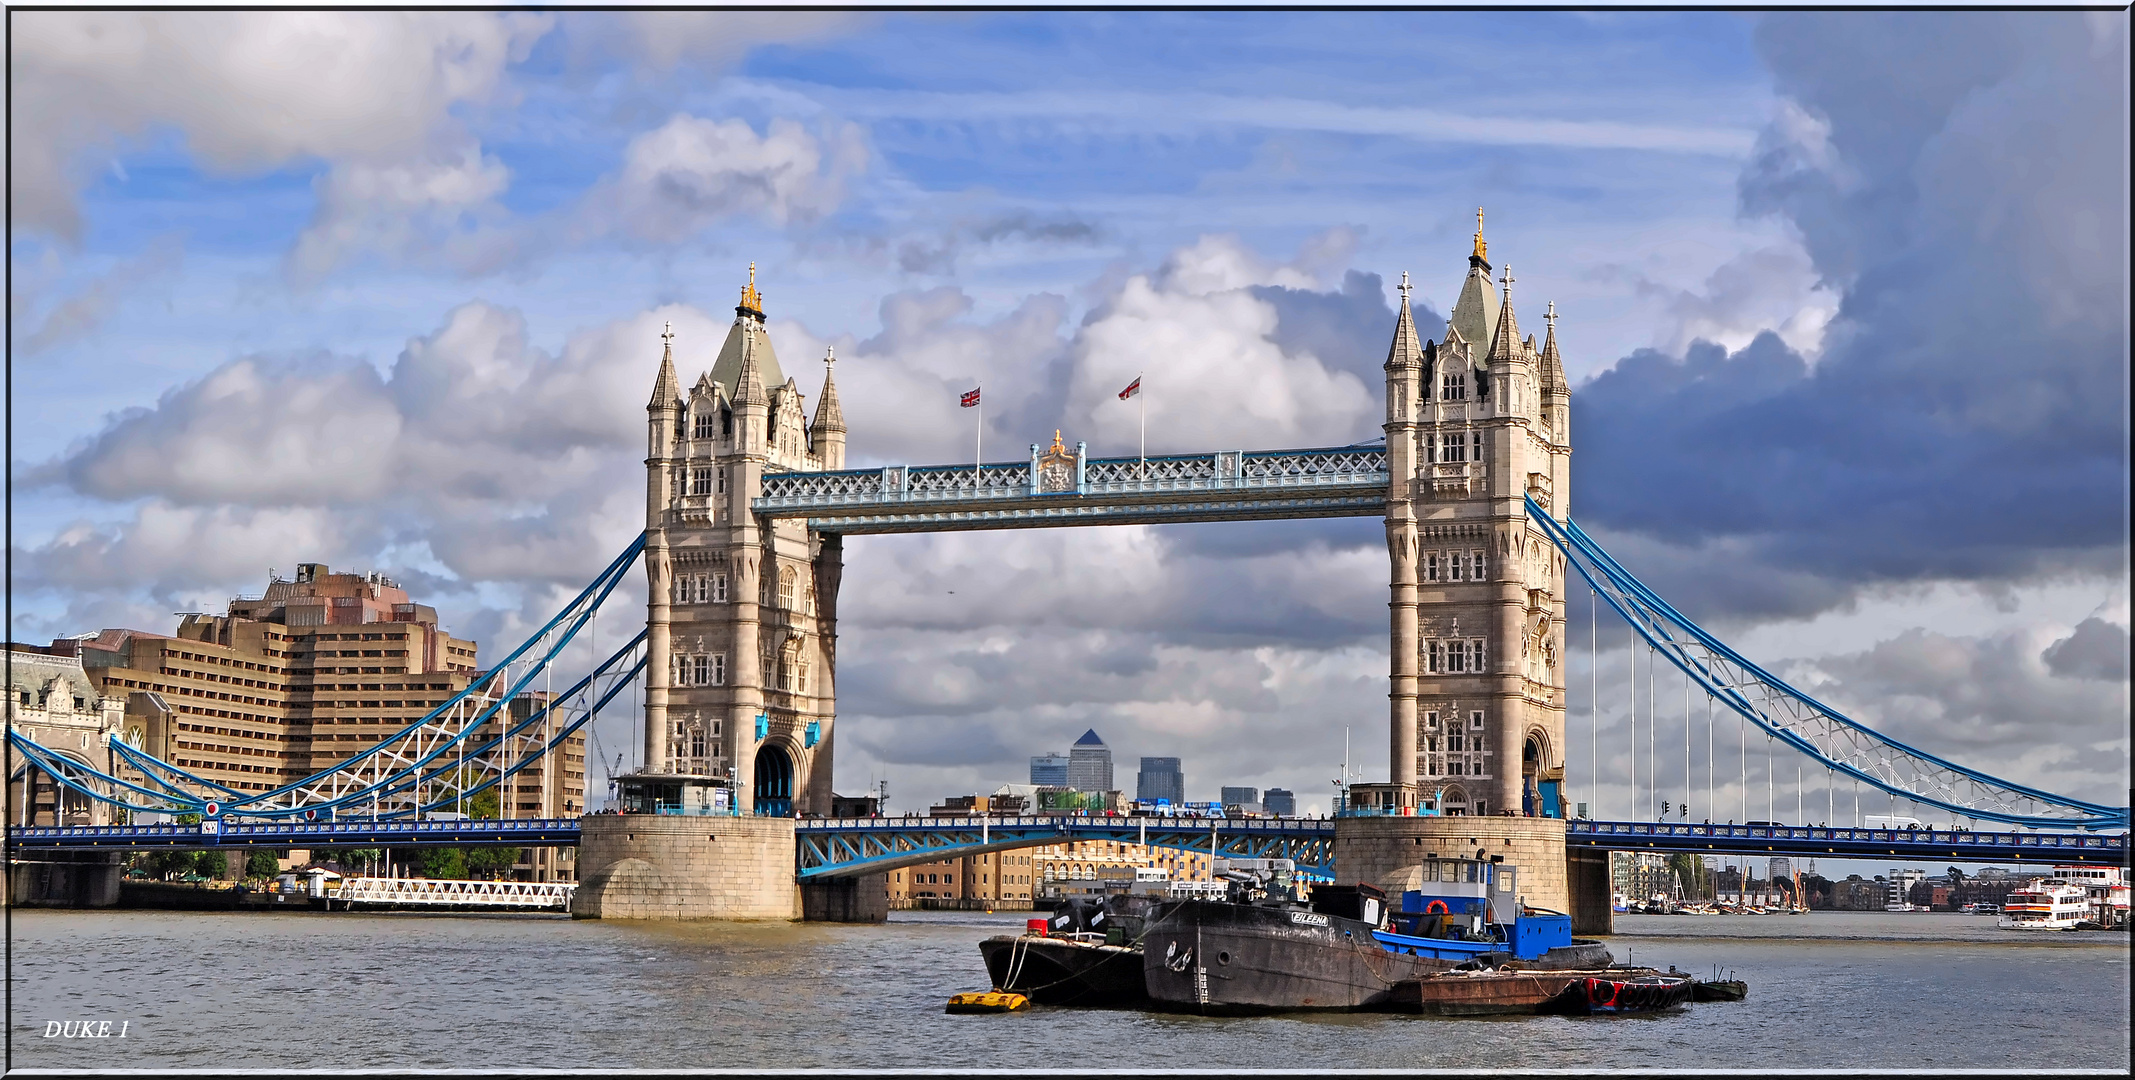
xmin=572 ymin=814 xmax=799 ymax=920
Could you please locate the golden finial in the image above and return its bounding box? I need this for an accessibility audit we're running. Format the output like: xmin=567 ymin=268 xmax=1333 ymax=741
xmin=1472 ymin=207 xmax=1487 ymax=261
xmin=740 ymin=261 xmax=763 ymax=314
xmin=1049 ymin=429 xmax=1067 ymax=455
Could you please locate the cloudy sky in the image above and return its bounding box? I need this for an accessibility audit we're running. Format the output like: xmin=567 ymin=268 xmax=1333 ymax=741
xmin=9 ymin=11 xmax=2127 ymax=824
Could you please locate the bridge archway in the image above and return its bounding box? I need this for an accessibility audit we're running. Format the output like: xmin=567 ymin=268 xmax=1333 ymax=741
xmin=754 ymin=743 xmax=794 ymax=817
xmin=1523 ymin=729 xmax=1550 ymax=816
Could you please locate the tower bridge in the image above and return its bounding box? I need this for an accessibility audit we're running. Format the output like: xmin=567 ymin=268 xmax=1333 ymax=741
xmin=12 ymin=217 xmax=2124 ymax=921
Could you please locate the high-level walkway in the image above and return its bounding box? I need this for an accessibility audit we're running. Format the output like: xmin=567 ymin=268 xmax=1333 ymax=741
xmin=754 ymin=445 xmax=1390 ymax=533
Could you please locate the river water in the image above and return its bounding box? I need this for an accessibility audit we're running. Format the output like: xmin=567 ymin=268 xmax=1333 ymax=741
xmin=12 ymin=908 xmax=2128 ymax=1070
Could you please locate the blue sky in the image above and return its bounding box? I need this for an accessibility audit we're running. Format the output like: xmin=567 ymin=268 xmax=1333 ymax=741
xmin=9 ymin=11 xmax=2127 ymax=821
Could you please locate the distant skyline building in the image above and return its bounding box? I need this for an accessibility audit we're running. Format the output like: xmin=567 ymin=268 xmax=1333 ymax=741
xmin=1029 ymin=753 xmax=1069 ymax=787
xmin=1068 ymin=729 xmax=1113 ymax=793
xmin=1262 ymin=788 xmax=1296 ymax=816
xmin=1137 ymin=757 xmax=1184 ymax=804
xmin=1220 ymin=786 xmax=1258 ymax=810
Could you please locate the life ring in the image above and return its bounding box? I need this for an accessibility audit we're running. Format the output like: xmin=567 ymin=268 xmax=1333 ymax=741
xmin=1424 ymin=900 xmax=1449 ymax=915
xmin=1587 ymin=978 xmax=1617 ymax=1007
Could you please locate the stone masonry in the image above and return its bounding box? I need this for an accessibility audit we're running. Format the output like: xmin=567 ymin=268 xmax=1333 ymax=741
xmin=572 ymin=814 xmax=798 ymax=920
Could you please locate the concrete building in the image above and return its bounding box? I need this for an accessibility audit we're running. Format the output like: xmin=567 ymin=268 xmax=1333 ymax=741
xmin=1029 ymin=753 xmax=1069 ymax=786
xmin=1220 ymin=786 xmax=1259 ymax=812
xmin=1067 ymin=729 xmax=1113 ymax=793
xmin=1137 ymin=757 xmax=1184 ymax=804
xmin=29 ymin=566 xmax=583 ymax=876
xmin=1889 ymin=867 xmax=1926 ymax=908
xmin=1262 ymin=788 xmax=1296 ymax=816
xmin=6 ymin=645 xmax=126 ymax=825
xmin=1610 ymin=851 xmax=1669 ymax=903
xmin=637 ymin=270 xmax=845 ymax=814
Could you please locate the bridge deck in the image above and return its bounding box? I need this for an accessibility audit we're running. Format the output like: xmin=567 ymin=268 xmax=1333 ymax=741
xmin=1571 ymin=819 xmax=2129 ymax=865
xmin=752 ymin=446 xmax=1390 ymax=533
xmin=6 ymin=818 xmax=583 ymax=850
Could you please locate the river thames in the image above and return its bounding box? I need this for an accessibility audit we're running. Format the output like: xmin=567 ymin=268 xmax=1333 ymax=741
xmin=13 ymin=908 xmax=2128 ymax=1070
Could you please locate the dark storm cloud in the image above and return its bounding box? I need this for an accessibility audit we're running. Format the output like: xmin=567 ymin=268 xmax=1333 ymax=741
xmin=1571 ymin=12 xmax=2129 ymax=620
xmin=2043 ymin=618 xmax=2131 ymax=682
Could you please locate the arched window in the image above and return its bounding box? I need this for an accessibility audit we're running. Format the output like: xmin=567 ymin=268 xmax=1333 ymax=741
xmin=778 ymin=568 xmax=798 ymax=609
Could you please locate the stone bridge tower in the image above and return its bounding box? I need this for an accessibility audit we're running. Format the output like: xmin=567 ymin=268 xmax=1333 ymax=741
xmin=1381 ymin=211 xmax=1572 ymax=820
xmin=641 ymin=268 xmax=846 ymax=816
xmin=1343 ymin=211 xmax=1591 ymax=926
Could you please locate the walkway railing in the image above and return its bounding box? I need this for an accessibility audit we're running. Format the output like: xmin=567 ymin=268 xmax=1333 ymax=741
xmin=331 ymin=876 xmax=575 ymax=910
xmin=1570 ymin=819 xmax=2128 ymax=864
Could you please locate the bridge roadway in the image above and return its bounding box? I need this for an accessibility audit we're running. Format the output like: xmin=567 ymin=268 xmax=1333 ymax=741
xmin=11 ymin=817 xmax=2125 ymax=871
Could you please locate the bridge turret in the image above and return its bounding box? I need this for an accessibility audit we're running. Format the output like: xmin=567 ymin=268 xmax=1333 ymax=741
xmin=1539 ymin=302 xmax=1569 ymax=450
xmin=644 ymin=322 xmax=682 ymax=774
xmin=810 ymin=347 xmax=846 ymax=470
xmin=1383 ymin=272 xmax=1424 ymax=802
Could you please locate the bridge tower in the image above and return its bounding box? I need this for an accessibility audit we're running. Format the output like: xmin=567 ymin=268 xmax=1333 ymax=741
xmin=1345 ymin=212 xmax=1592 ymax=927
xmin=638 ymin=268 xmax=846 ymax=817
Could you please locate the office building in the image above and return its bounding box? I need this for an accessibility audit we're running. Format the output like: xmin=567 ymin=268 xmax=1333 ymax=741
xmin=1029 ymin=753 xmax=1069 ymax=786
xmin=1137 ymin=757 xmax=1184 ymax=804
xmin=1262 ymin=788 xmax=1296 ymax=816
xmin=1220 ymin=786 xmax=1258 ymax=811
xmin=1067 ymin=729 xmax=1112 ymax=793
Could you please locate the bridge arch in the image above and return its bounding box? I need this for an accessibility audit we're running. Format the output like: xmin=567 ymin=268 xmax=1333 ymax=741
xmin=753 ymin=740 xmax=796 ymax=816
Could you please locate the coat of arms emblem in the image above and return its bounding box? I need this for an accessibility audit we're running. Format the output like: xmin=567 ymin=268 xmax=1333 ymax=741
xmin=1037 ymin=430 xmax=1077 ymax=493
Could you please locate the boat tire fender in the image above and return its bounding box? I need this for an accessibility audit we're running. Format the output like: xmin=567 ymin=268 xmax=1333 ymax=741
xmin=1588 ymin=978 xmax=1617 ymax=1007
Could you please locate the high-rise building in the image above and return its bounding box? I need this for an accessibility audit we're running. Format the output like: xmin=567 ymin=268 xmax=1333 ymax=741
xmin=1029 ymin=753 xmax=1069 ymax=786
xmin=1262 ymin=788 xmax=1296 ymax=816
xmin=1137 ymin=757 xmax=1184 ymax=804
xmin=1220 ymin=786 xmax=1259 ymax=811
xmin=1768 ymin=857 xmax=1792 ymax=881
xmin=48 ymin=565 xmax=585 ymax=877
xmin=1067 ymin=729 xmax=1112 ymax=793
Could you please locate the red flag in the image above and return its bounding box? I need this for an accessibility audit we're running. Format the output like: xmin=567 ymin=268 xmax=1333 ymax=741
xmin=960 ymin=388 xmax=981 ymax=408
xmin=1118 ymin=377 xmax=1142 ymax=400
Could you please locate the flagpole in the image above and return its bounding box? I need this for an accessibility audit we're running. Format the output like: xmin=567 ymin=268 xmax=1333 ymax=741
xmin=1138 ymin=373 xmax=1146 ymax=480
xmin=975 ymin=398 xmax=983 ymax=488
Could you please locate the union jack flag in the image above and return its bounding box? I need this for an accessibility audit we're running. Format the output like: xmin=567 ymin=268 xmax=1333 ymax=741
xmin=960 ymin=388 xmax=981 ymax=408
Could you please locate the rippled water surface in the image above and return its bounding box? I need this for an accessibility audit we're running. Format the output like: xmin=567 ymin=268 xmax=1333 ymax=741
xmin=12 ymin=908 xmax=2128 ymax=1070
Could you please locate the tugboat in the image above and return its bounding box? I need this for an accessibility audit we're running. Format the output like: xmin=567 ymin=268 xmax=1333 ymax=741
xmin=978 ymin=895 xmax=1155 ymax=1007
xmin=1141 ymin=856 xmax=1612 ymax=1014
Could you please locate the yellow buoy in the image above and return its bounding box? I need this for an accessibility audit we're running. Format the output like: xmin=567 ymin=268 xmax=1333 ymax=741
xmin=945 ymin=990 xmax=1029 ymax=1014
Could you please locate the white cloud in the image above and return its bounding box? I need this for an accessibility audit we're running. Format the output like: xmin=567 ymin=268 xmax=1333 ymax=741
xmin=287 ymin=145 xmax=518 ymax=281
xmin=596 ymin=115 xmax=866 ymax=241
xmin=8 ymin=11 xmax=551 ymax=241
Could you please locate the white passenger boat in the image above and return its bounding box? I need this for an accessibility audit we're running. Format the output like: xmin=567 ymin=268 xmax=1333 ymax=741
xmin=1998 ymin=882 xmax=2087 ymax=930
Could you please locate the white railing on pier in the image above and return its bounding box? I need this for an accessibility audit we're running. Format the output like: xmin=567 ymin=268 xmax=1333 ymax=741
xmin=331 ymin=876 xmax=575 ymax=910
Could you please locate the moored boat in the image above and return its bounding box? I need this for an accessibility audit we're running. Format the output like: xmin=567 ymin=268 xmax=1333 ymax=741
xmin=1999 ymin=881 xmax=2087 ymax=930
xmin=979 ymin=895 xmax=1156 ymax=1007
xmin=1538 ymin=972 xmax=1694 ymax=1015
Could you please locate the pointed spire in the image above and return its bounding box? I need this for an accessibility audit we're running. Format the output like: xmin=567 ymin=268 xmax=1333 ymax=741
xmin=1489 ymin=265 xmax=1522 ymax=361
xmin=1540 ymin=301 xmax=1566 ymax=391
xmin=1468 ymin=206 xmax=1491 ymax=273
xmin=738 ymin=261 xmax=764 ymax=319
xmin=735 ymin=319 xmax=768 ymax=408
xmin=812 ymin=346 xmax=845 ymax=434
xmin=1384 ymin=270 xmax=1422 ymax=370
xmin=648 ymin=321 xmax=681 ymax=409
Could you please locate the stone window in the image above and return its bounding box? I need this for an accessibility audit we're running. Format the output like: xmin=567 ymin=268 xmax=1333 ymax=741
xmin=778 ymin=568 xmax=798 ymax=609
xmin=1424 ymin=552 xmax=1440 ymax=582
xmin=1425 ymin=710 xmax=1439 ymax=730
xmin=716 ymin=467 xmax=727 ymax=494
xmin=1448 ymin=551 xmax=1466 ymax=581
xmin=1471 ymin=550 xmax=1487 ymax=580
xmin=689 ymin=468 xmax=713 ymax=496
xmin=689 ymin=727 xmax=707 ymax=758
xmin=1442 ymin=370 xmax=1467 ymax=402
xmin=796 ymin=658 xmax=810 ymax=694
xmin=692 ymin=410 xmax=715 ymax=440
xmin=710 ymin=654 xmax=726 ymax=686
xmin=711 ymin=573 xmax=728 ymax=603
xmin=1471 ymin=710 xmax=1485 ymax=730
xmin=1472 ymin=430 xmax=1484 ymax=464
xmin=1443 ymin=432 xmax=1465 ymax=463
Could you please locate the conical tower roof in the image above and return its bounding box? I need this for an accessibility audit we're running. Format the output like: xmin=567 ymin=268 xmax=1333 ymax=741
xmin=812 ymin=347 xmax=846 ymax=434
xmin=1384 ymin=272 xmax=1423 ymax=370
xmin=1488 ymin=266 xmax=1522 ymax=362
xmin=733 ymin=319 xmax=769 ymax=408
xmin=1540 ymin=301 xmax=1566 ymax=391
xmin=710 ymin=266 xmax=786 ymax=398
xmin=648 ymin=322 xmax=681 ymax=409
